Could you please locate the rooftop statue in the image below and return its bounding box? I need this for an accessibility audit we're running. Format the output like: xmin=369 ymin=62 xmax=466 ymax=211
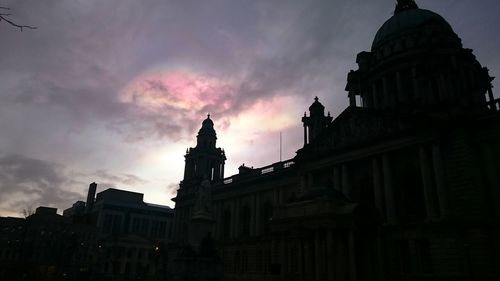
xmin=395 ymin=0 xmax=419 ymax=14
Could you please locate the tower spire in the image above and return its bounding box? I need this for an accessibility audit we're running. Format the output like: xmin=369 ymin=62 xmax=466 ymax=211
xmin=395 ymin=0 xmax=419 ymax=14
xmin=302 ymin=97 xmax=333 ymax=146
xmin=182 ymin=115 xmax=226 ymax=187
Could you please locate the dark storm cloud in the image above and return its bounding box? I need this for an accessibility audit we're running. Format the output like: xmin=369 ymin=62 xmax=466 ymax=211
xmin=93 ymin=169 xmax=148 ymax=186
xmin=0 ymin=153 xmax=151 ymax=214
xmin=3 ymin=0 xmax=497 ymax=144
xmin=0 ymin=154 xmax=81 ymax=213
xmin=1 ymin=0 xmax=366 ymax=143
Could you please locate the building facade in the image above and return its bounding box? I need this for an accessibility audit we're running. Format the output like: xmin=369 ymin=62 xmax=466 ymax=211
xmin=0 ymin=206 xmax=97 ymax=281
xmin=66 ymin=183 xmax=175 ymax=281
xmin=172 ymin=1 xmax=500 ymax=281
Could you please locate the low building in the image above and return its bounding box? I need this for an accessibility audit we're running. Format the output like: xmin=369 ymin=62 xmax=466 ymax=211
xmin=0 ymin=206 xmax=97 ymax=281
xmin=64 ymin=183 xmax=175 ymax=281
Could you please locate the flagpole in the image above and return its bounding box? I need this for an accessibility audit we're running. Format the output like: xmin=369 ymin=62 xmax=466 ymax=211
xmin=279 ymin=132 xmax=282 ymax=162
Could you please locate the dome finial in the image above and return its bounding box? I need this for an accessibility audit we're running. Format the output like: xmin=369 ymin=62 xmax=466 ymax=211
xmin=207 ymin=113 xmax=211 ymax=119
xmin=395 ymin=0 xmax=419 ymax=14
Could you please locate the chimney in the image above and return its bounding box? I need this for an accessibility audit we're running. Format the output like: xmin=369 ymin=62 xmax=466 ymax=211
xmin=85 ymin=182 xmax=97 ymax=213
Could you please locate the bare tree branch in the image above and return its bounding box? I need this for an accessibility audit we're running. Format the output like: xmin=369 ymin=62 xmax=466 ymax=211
xmin=21 ymin=206 xmax=35 ymax=218
xmin=0 ymin=6 xmax=36 ymax=31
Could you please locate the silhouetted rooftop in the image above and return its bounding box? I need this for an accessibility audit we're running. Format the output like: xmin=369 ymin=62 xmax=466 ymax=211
xmin=372 ymin=8 xmax=454 ymax=50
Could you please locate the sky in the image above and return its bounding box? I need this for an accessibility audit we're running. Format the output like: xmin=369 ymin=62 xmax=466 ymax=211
xmin=0 ymin=0 xmax=499 ymax=217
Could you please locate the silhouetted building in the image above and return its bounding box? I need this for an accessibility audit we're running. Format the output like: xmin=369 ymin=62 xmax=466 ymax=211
xmin=0 ymin=206 xmax=97 ymax=281
xmin=0 ymin=216 xmax=25 ymax=280
xmin=63 ymin=200 xmax=86 ymax=217
xmin=172 ymin=1 xmax=500 ymax=281
xmin=68 ymin=184 xmax=175 ymax=281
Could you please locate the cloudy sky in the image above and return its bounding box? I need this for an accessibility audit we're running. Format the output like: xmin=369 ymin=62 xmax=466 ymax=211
xmin=0 ymin=0 xmax=499 ymax=216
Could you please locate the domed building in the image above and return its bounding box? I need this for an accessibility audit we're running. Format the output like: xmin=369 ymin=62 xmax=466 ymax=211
xmin=171 ymin=1 xmax=500 ymax=281
xmin=346 ymin=0 xmax=495 ymax=114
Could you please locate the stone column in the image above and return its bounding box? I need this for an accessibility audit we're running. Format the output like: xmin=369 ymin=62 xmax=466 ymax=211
xmin=271 ymin=238 xmax=277 ymax=264
xmin=427 ymin=78 xmax=435 ymax=105
xmin=333 ymin=166 xmax=342 ymax=192
xmin=376 ymin=231 xmax=386 ymax=280
xmin=372 ymin=83 xmax=379 ymax=109
xmin=315 ymin=231 xmax=322 ymax=281
xmin=213 ymin=202 xmax=220 ymax=239
xmin=349 ymin=92 xmax=356 ymax=107
xmin=336 ymin=233 xmax=345 ymax=281
xmin=483 ymin=144 xmax=500 ymax=215
xmin=303 ymin=125 xmax=308 ymax=146
xmin=298 ymin=239 xmax=304 ymax=275
xmin=412 ymin=67 xmax=419 ymax=102
xmin=280 ymin=239 xmax=286 ymax=274
xmin=255 ymin=194 xmax=261 ymax=236
xmin=439 ymin=73 xmax=447 ymax=101
xmin=419 ymin=146 xmax=439 ymax=219
xmin=348 ymin=231 xmax=357 ymax=281
xmin=214 ymin=164 xmax=221 ymax=181
xmin=230 ymin=200 xmax=236 ymax=239
xmin=342 ymin=164 xmax=351 ymax=198
xmin=218 ymin=202 xmax=224 ymax=239
xmin=487 ymin=88 xmax=495 ymax=107
xmin=382 ymin=76 xmax=389 ymax=108
xmin=382 ymin=154 xmax=397 ymax=224
xmin=327 ymin=230 xmax=335 ymax=281
xmin=396 ymin=71 xmax=404 ymax=104
xmin=300 ymin=174 xmax=307 ymax=193
xmin=364 ymin=90 xmax=372 ymax=108
xmin=250 ymin=194 xmax=256 ymax=236
xmin=307 ymin=172 xmax=314 ymax=190
xmin=372 ymin=157 xmax=385 ymax=218
xmin=432 ymin=144 xmax=450 ymax=218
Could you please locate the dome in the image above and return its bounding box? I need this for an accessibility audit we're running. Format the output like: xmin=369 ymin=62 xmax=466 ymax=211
xmin=371 ymin=8 xmax=455 ymax=51
xmin=198 ymin=114 xmax=216 ymax=136
xmin=202 ymin=114 xmax=214 ymax=128
xmin=309 ymin=96 xmax=325 ymax=115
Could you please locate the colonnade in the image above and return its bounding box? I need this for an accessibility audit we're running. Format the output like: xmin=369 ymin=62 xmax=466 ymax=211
xmin=354 ymin=64 xmax=483 ymax=110
xmin=272 ymin=229 xmax=379 ymax=281
xmin=213 ymin=191 xmax=276 ymax=240
xmin=331 ymin=143 xmax=450 ymax=224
